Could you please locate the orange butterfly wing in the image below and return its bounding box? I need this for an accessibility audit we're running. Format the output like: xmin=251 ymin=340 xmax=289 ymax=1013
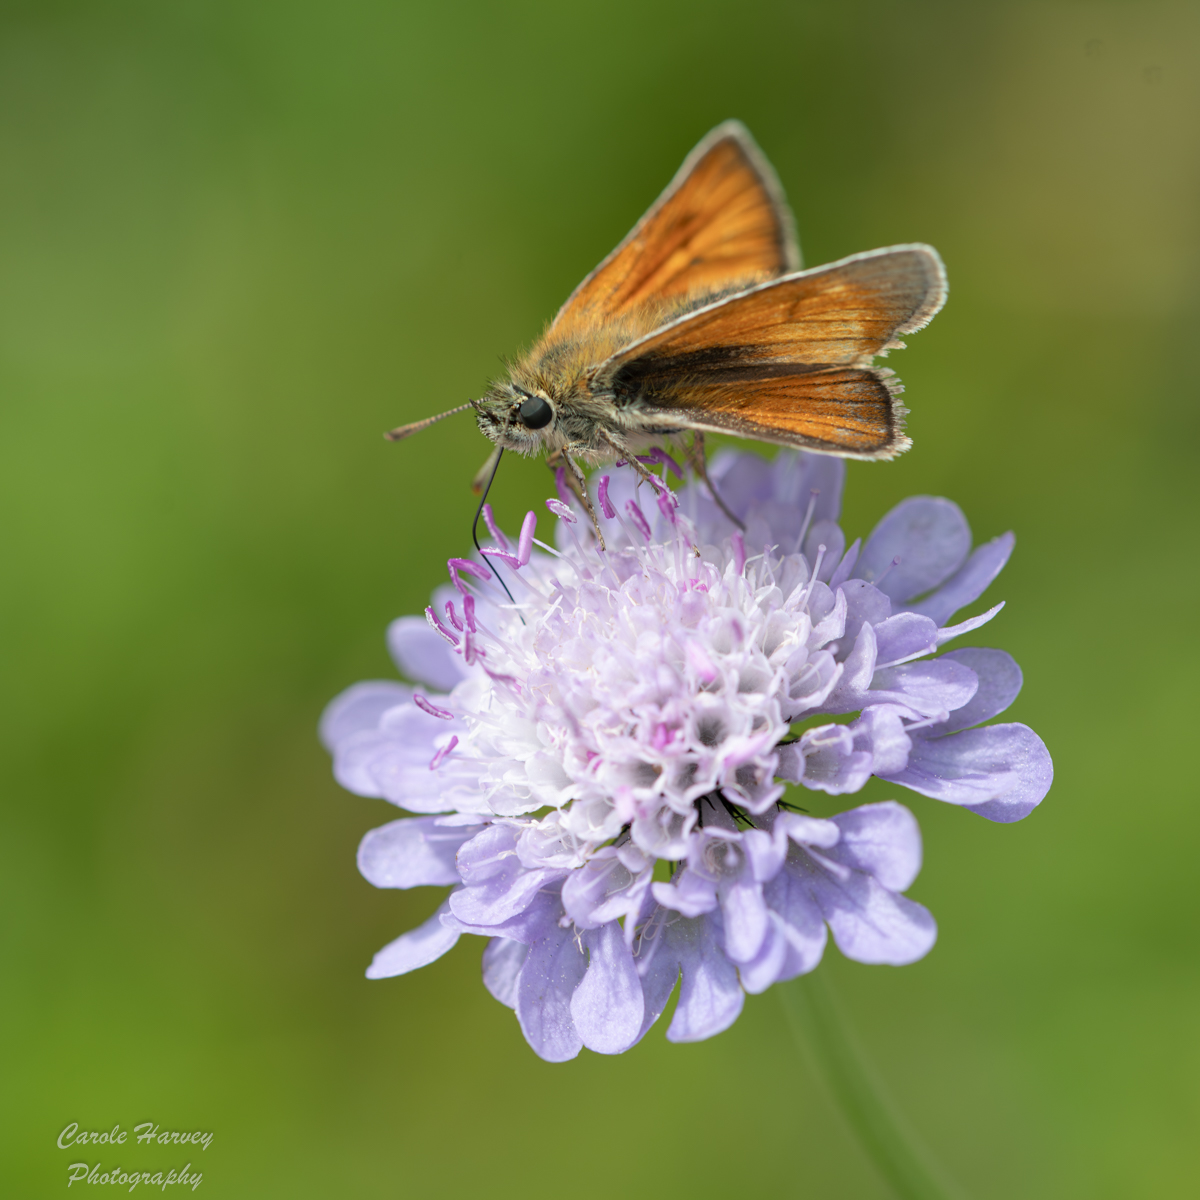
xmin=551 ymin=121 xmax=799 ymax=335
xmin=595 ymin=245 xmax=947 ymax=459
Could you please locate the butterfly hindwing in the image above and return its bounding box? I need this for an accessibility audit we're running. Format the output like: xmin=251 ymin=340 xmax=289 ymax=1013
xmin=595 ymin=245 xmax=946 ymax=458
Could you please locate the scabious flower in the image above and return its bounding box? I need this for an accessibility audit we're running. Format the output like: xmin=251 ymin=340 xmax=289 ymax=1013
xmin=321 ymin=450 xmax=1052 ymax=1061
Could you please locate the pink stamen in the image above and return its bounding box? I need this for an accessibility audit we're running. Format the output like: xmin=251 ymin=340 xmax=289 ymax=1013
xmin=640 ymin=446 xmax=683 ymax=479
xmin=554 ymin=466 xmax=573 ymax=507
xmin=429 ymin=735 xmax=459 ymax=770
xmin=444 ymin=600 xmax=463 ymax=632
xmin=480 ymin=547 xmax=523 ymax=568
xmin=481 ymin=503 xmax=509 ymax=549
xmin=482 ymin=665 xmax=522 ymax=696
xmin=517 ymin=511 xmax=536 ymax=565
xmin=462 ymin=628 xmax=486 ymax=666
xmin=547 ymin=498 xmax=577 ymax=523
xmin=425 ymin=606 xmax=460 ymax=646
xmin=626 ymin=500 xmax=652 ymax=542
xmin=597 ymin=476 xmax=616 ymax=519
xmin=448 ymin=557 xmax=491 ymax=595
xmin=414 ymin=694 xmax=454 ymax=720
xmin=463 ymin=594 xmax=477 ymax=633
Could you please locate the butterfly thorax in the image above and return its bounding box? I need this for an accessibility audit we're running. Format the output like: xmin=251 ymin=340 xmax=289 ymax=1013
xmin=473 ymin=289 xmax=749 ymax=463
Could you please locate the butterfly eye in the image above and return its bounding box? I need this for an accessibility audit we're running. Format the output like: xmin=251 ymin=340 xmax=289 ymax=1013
xmin=517 ymin=395 xmax=554 ymax=429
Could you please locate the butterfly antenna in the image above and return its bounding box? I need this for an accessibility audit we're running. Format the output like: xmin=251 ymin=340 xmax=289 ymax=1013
xmin=471 ymin=447 xmax=523 ymax=622
xmin=385 ymin=401 xmax=475 ymax=442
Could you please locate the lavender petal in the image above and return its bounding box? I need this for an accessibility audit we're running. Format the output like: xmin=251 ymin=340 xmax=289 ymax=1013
xmin=883 ymin=722 xmax=1053 ymax=821
xmin=933 ymin=648 xmax=1023 ymax=732
xmin=905 ymin=533 xmax=1015 ymax=625
xmin=357 ymin=816 xmax=481 ymax=888
xmin=365 ymin=896 xmax=460 ymax=979
xmin=571 ymin=921 xmax=645 ymax=1054
xmin=515 ymin=925 xmax=587 ymax=1062
xmin=856 ymin=496 xmax=972 ymax=603
xmin=319 ymin=681 xmax=412 ymax=752
xmin=665 ymin=915 xmax=745 ymax=1043
xmin=826 ymin=801 xmax=923 ymax=893
xmin=387 ymin=615 xmax=468 ymax=692
xmin=482 ymin=937 xmax=527 ymax=1009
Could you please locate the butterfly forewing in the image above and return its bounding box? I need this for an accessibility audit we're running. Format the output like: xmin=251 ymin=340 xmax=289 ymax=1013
xmin=596 ymin=245 xmax=946 ymax=459
xmin=551 ymin=122 xmax=799 ymax=335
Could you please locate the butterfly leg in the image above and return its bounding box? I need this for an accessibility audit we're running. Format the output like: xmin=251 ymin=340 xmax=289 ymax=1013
xmin=596 ymin=428 xmax=674 ymax=497
xmin=685 ymin=432 xmax=745 ymax=530
xmin=545 ymin=449 xmax=606 ymax=550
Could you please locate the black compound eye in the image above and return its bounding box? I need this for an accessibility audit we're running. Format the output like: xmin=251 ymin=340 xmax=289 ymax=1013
xmin=517 ymin=395 xmax=554 ymax=429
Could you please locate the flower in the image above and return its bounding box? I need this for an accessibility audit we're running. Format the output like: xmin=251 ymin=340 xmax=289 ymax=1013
xmin=321 ymin=449 xmax=1052 ymax=1060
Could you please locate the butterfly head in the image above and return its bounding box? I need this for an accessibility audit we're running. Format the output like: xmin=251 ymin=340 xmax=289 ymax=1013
xmin=474 ymin=382 xmax=559 ymax=455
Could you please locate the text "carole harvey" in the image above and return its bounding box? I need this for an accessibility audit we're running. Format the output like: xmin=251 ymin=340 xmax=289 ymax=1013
xmin=58 ymin=1124 xmax=213 ymax=1151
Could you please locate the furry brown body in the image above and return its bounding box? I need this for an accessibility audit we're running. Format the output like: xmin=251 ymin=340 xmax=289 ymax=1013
xmin=475 ymin=291 xmax=742 ymax=465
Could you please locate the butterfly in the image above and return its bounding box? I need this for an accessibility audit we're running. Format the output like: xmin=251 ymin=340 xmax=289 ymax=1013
xmin=387 ymin=120 xmax=946 ymax=544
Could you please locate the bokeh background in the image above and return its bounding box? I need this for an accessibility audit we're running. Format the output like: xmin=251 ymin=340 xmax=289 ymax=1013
xmin=3 ymin=1 xmax=1198 ymax=1196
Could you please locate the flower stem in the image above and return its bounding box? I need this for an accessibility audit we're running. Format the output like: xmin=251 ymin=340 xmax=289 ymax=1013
xmin=780 ymin=971 xmax=964 ymax=1200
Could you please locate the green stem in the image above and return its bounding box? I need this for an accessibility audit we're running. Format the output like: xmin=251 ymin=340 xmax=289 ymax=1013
xmin=779 ymin=971 xmax=964 ymax=1200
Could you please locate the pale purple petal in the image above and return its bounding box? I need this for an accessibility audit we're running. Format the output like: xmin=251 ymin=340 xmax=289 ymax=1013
xmin=452 ymin=826 xmax=566 ymax=925
xmin=516 ymin=925 xmax=587 ymax=1062
xmin=826 ymin=801 xmax=923 ymax=893
xmin=737 ymin=920 xmax=790 ymax=994
xmin=571 ymin=921 xmax=645 ymax=1054
xmin=319 ymin=681 xmax=412 ymax=752
xmin=652 ymin=869 xmax=718 ymax=918
xmin=804 ymin=863 xmax=938 ymax=965
xmin=762 ymin=867 xmax=828 ymax=978
xmin=933 ymin=648 xmax=1023 ymax=732
xmin=795 ymin=723 xmax=874 ymax=794
xmin=856 ymin=496 xmax=972 ymax=603
xmin=905 ymin=532 xmax=1014 ymax=625
xmin=450 ymin=866 xmax=564 ymax=927
xmin=935 ymin=602 xmax=1004 ymax=646
xmin=366 ymin=896 xmax=460 ymax=979
xmin=836 ymin=580 xmax=892 ymax=662
xmin=443 ymin=888 xmax=563 ymax=944
xmin=387 ymin=615 xmax=468 ymax=692
xmin=823 ymin=620 xmax=879 ymax=712
xmin=665 ymin=915 xmax=745 ymax=1043
xmin=357 ymin=816 xmax=482 ymax=888
xmin=708 ymin=448 xmax=776 ymax=516
xmin=632 ymin=913 xmax=682 ymax=1042
xmin=873 ymin=611 xmax=940 ymax=667
xmin=359 ymin=736 xmax=478 ymax=813
xmin=776 ymin=811 xmax=841 ymax=850
xmin=851 ymin=705 xmax=913 ymax=776
xmin=868 ymin=657 xmax=979 ymax=719
xmin=330 ymin=729 xmax=397 ymax=798
xmin=482 ymin=937 xmax=528 ymax=1009
xmin=720 ymin=876 xmax=770 ymax=963
xmin=885 ymin=723 xmax=1053 ymax=822
xmin=770 ymin=449 xmax=845 ymax=524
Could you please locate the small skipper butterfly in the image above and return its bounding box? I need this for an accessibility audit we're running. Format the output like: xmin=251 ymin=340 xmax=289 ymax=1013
xmin=387 ymin=121 xmax=946 ymax=543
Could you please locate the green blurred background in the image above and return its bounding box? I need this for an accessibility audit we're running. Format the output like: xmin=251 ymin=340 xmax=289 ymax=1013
xmin=3 ymin=1 xmax=1198 ymax=1196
